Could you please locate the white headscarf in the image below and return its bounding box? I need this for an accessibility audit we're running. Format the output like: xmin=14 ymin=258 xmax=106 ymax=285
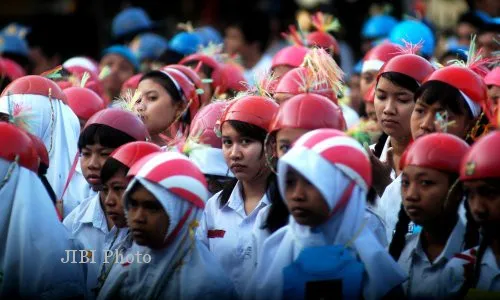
xmin=249 ymin=136 xmax=407 ymax=300
xmin=0 ymin=158 xmax=86 ymax=298
xmin=0 ymin=93 xmax=80 ymax=200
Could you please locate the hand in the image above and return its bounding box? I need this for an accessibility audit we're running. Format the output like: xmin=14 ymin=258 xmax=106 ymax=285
xmin=365 ymin=143 xmax=394 ymax=197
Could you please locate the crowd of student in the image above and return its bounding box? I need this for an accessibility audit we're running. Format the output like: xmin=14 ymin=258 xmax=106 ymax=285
xmin=0 ymin=3 xmax=499 ymax=299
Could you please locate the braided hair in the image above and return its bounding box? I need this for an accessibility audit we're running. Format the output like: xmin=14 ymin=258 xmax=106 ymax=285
xmin=389 ymin=204 xmax=411 ymax=260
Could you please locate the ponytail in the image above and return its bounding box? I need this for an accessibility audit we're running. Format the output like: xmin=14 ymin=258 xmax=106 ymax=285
xmin=389 ymin=204 xmax=411 ymax=261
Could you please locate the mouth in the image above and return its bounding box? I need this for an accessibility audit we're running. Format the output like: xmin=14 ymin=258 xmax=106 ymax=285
xmin=381 ymin=119 xmax=399 ymax=127
xmin=86 ymin=174 xmax=101 ymax=185
xmin=405 ymin=206 xmax=422 ymax=216
xmin=230 ymin=163 xmax=246 ymax=173
xmin=290 ymin=207 xmax=311 ymax=218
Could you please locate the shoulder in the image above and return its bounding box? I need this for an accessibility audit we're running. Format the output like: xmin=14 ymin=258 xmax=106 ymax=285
xmin=436 ymin=247 xmax=478 ymax=297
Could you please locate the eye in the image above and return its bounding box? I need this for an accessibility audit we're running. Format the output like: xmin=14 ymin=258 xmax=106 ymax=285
xmin=414 ymin=107 xmax=425 ymax=115
xmin=81 ymin=151 xmax=90 ymax=158
xmin=420 ymin=180 xmax=435 ymax=186
xmin=112 ymin=185 xmax=125 ymax=192
xmin=129 ymin=199 xmax=138 ymax=208
xmin=375 ymin=93 xmax=386 ymax=101
xmin=401 ymin=178 xmax=409 ymax=188
xmin=241 ymin=138 xmax=252 ymax=145
xmin=279 ymin=144 xmax=291 ymax=153
xmin=398 ymin=97 xmax=411 ymax=104
xmin=222 ymin=139 xmax=232 ymax=146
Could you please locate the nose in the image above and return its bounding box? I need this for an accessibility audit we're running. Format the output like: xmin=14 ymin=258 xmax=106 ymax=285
xmin=132 ymin=207 xmax=147 ymax=224
xmin=229 ymin=143 xmax=242 ymax=160
xmin=290 ymin=180 xmax=306 ymax=203
xmin=104 ymin=191 xmax=116 ymax=208
xmin=88 ymin=153 xmax=101 ymax=170
xmin=469 ymin=196 xmax=488 ymax=222
xmin=383 ymin=98 xmax=397 ymax=116
xmin=419 ymin=111 xmax=436 ymax=133
xmin=404 ymin=181 xmax=419 ymax=203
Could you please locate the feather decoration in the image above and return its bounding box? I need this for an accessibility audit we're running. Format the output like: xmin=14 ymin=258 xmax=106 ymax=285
xmin=7 ymin=93 xmax=36 ymax=133
xmin=40 ymin=65 xmax=64 ymax=79
xmin=177 ymin=21 xmax=194 ymax=33
xmin=394 ymin=39 xmax=424 ymax=55
xmin=448 ymin=35 xmax=497 ymax=78
xmin=301 ymin=47 xmax=344 ymax=95
xmin=114 ymin=89 xmax=141 ymax=113
xmin=281 ymin=25 xmax=306 ymax=46
xmin=310 ymin=12 xmax=341 ymax=33
xmin=80 ymin=72 xmax=91 ymax=88
xmin=347 ymin=119 xmax=383 ymax=145
xmin=98 ymin=66 xmax=111 ymax=80
xmin=198 ymin=42 xmax=224 ymax=57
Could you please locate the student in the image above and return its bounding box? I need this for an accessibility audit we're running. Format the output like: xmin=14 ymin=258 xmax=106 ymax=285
xmin=63 ymin=108 xmax=148 ymax=298
xmin=0 ymin=75 xmax=81 ymax=213
xmin=98 ymin=152 xmax=236 ymax=299
xmin=197 ymin=95 xmax=285 ymax=295
xmin=248 ymin=129 xmax=406 ymax=300
xmin=269 ymin=45 xmax=309 ymax=81
xmin=95 ymin=141 xmax=160 ymax=294
xmin=64 ymin=87 xmax=106 ymax=131
xmin=377 ymin=63 xmax=485 ymax=240
xmin=370 ymin=52 xmax=435 ymax=196
xmin=484 ymin=67 xmax=499 ymax=122
xmin=99 ymin=45 xmax=139 ymax=101
xmin=183 ymin=101 xmax=234 ymax=197
xmin=437 ymin=131 xmax=500 ymax=297
xmin=0 ymin=122 xmax=85 ymax=298
xmin=390 ymin=133 xmax=475 ymax=298
xmin=135 ymin=68 xmax=201 ymax=146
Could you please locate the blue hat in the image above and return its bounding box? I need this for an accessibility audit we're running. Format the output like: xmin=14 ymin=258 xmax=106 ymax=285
xmin=2 ymin=23 xmax=30 ymax=38
xmin=0 ymin=33 xmax=29 ymax=57
xmin=102 ymin=45 xmax=140 ymax=71
xmin=130 ymin=33 xmax=168 ymax=61
xmin=389 ymin=20 xmax=435 ymax=57
xmin=168 ymin=32 xmax=202 ymax=56
xmin=362 ymin=15 xmax=398 ymax=40
xmin=112 ymin=7 xmax=153 ymax=39
xmin=195 ymin=26 xmax=223 ymax=46
xmin=353 ymin=60 xmax=363 ymax=75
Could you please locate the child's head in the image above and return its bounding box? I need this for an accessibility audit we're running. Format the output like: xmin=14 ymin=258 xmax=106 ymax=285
xmin=224 ymin=10 xmax=271 ymax=57
xmin=100 ymin=45 xmax=139 ymax=99
xmin=268 ymin=93 xmax=346 ymax=158
xmin=78 ymin=108 xmax=148 ymax=190
xmin=100 ymin=141 xmax=160 ymax=228
xmin=400 ymin=133 xmax=470 ymax=227
xmin=278 ymin=129 xmax=371 ymax=229
xmin=460 ymin=131 xmax=500 ymax=236
xmin=484 ymin=67 xmax=500 ymax=120
xmin=124 ymin=152 xmax=207 ymax=249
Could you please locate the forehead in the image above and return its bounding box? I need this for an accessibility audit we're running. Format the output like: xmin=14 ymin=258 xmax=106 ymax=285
xmin=376 ymin=77 xmax=412 ymax=94
xmin=130 ymin=184 xmax=158 ymax=202
xmin=83 ymin=143 xmax=114 ymax=151
xmin=403 ymin=165 xmax=448 ymax=179
xmin=276 ymin=128 xmax=310 ymax=142
xmin=101 ymin=54 xmax=132 ymax=68
xmin=105 ymin=168 xmax=128 ymax=184
xmin=221 ymin=122 xmax=238 ymax=137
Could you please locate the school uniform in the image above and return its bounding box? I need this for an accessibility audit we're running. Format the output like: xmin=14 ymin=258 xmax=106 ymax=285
xmin=197 ymin=181 xmax=270 ymax=295
xmin=340 ymin=103 xmax=360 ymax=129
xmin=64 ymin=160 xmax=97 ymax=217
xmin=63 ymin=192 xmax=129 ymax=299
xmin=437 ymin=246 xmax=500 ymax=298
xmin=398 ymin=219 xmax=466 ymax=299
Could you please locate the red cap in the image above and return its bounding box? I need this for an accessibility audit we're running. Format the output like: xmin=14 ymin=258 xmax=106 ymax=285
xmin=1 ymin=75 xmax=68 ymax=104
xmin=179 ymin=53 xmax=220 ymax=72
xmin=269 ymin=93 xmax=346 ymax=133
xmin=363 ymin=83 xmax=376 ymax=103
xmin=212 ymin=63 xmax=247 ymax=96
xmin=484 ymin=67 xmax=500 ymax=87
xmin=275 ymin=67 xmax=338 ymax=104
xmin=166 ymin=64 xmax=209 ymax=106
xmin=26 ymin=131 xmax=49 ymax=169
xmin=0 ymin=57 xmax=26 ymax=81
xmin=110 ymin=141 xmax=161 ymax=168
xmin=0 ymin=122 xmax=39 ymax=172
xmin=64 ymin=87 xmax=105 ymax=120
xmin=271 ymin=46 xmax=309 ymax=69
xmin=362 ymin=42 xmax=402 ymax=73
xmin=189 ymin=101 xmax=226 ymax=148
xmin=423 ymin=65 xmax=487 ymax=105
xmin=400 ymin=133 xmax=470 ymax=173
xmin=378 ymin=54 xmax=435 ymax=84
xmin=460 ymin=131 xmax=500 ymax=181
xmin=121 ymin=73 xmax=143 ymax=92
xmin=160 ymin=67 xmax=202 ymax=120
xmin=218 ymin=95 xmax=279 ymax=132
xmin=306 ymin=31 xmax=340 ymax=55
xmin=85 ymin=108 xmax=149 ymax=141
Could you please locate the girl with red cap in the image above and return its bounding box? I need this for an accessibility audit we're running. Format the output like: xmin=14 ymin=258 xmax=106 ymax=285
xmin=437 ymin=131 xmax=500 ymax=297
xmin=196 ymin=94 xmax=285 ymax=296
xmin=0 ymin=122 xmax=86 ymax=298
xmin=247 ymin=129 xmax=406 ymax=300
xmin=389 ymin=133 xmax=476 ymax=298
xmin=97 ymin=152 xmax=236 ymax=299
xmin=93 ymin=141 xmax=160 ymax=295
xmin=484 ymin=67 xmax=500 ymax=123
xmin=63 ymin=108 xmax=148 ymax=298
xmin=135 ymin=68 xmax=201 ymax=147
xmin=64 ymin=87 xmax=106 ymax=131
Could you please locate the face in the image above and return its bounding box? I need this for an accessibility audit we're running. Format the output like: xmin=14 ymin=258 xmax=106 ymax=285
xmin=224 ymin=26 xmax=245 ymax=56
xmin=456 ymin=23 xmax=477 ymax=46
xmin=221 ymin=122 xmax=269 ymax=183
xmin=401 ymin=166 xmax=460 ymax=226
xmin=81 ymin=144 xmax=114 ymax=191
xmin=348 ymin=74 xmax=362 ymax=113
xmin=360 ymin=70 xmax=377 ymax=97
xmin=100 ymin=54 xmax=135 ymax=99
xmin=411 ymin=98 xmax=471 ymax=140
xmin=274 ymin=92 xmax=293 ymax=105
xmin=102 ymin=169 xmax=129 ymax=228
xmin=365 ymin=102 xmax=377 ymax=122
xmin=374 ymin=77 xmax=415 ymax=139
xmin=285 ymin=167 xmax=329 ymax=227
xmin=135 ymin=79 xmax=183 ymax=135
xmin=464 ymin=180 xmax=500 ymax=236
xmin=488 ymin=86 xmax=500 ymax=118
xmin=272 ymin=65 xmax=294 ymax=82
xmin=276 ymin=128 xmax=309 ymax=158
xmin=478 ymin=32 xmax=499 ymax=59
xmin=127 ymin=184 xmax=170 ymax=249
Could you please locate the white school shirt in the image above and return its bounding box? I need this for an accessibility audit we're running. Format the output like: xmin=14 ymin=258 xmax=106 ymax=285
xmin=437 ymin=246 xmax=500 ymax=298
xmin=398 ymin=219 xmax=466 ymax=299
xmin=64 ymin=159 xmax=97 ymax=218
xmin=63 ymin=193 xmax=129 ymax=299
xmin=243 ymin=54 xmax=273 ymax=87
xmin=197 ymin=181 xmax=270 ymax=295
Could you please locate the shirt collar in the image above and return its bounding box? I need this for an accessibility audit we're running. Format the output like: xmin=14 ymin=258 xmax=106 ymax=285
xmin=78 ymin=192 xmax=108 ymax=233
xmin=224 ymin=181 xmax=270 ymax=216
xmin=411 ymin=219 xmax=466 ymax=265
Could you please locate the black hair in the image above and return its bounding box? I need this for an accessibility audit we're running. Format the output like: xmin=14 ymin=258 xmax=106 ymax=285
xmin=379 ymin=72 xmax=420 ymax=94
xmin=389 ymin=204 xmax=411 ymax=261
xmin=100 ymin=157 xmax=129 ymax=185
xmin=226 ymin=10 xmax=271 ymax=53
xmin=415 ymin=81 xmax=472 ymax=119
xmin=158 ymin=48 xmax=186 ymax=65
xmin=458 ymin=11 xmax=486 ymax=29
xmin=39 ymin=175 xmax=57 ymax=204
xmin=184 ymin=61 xmax=214 ymax=80
xmin=78 ymin=124 xmax=136 ymax=151
xmin=463 ymin=195 xmax=480 ymax=250
xmin=367 ymin=132 xmax=389 ymax=203
xmin=0 ymin=76 xmax=12 ymax=93
xmin=218 ymin=120 xmax=288 ymax=233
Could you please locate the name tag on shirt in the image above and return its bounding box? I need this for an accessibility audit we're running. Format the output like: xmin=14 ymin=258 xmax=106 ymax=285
xmin=208 ymin=229 xmax=226 ymax=238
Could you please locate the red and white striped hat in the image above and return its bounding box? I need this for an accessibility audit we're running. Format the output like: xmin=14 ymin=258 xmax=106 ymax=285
xmin=128 ymin=151 xmax=208 ymax=209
